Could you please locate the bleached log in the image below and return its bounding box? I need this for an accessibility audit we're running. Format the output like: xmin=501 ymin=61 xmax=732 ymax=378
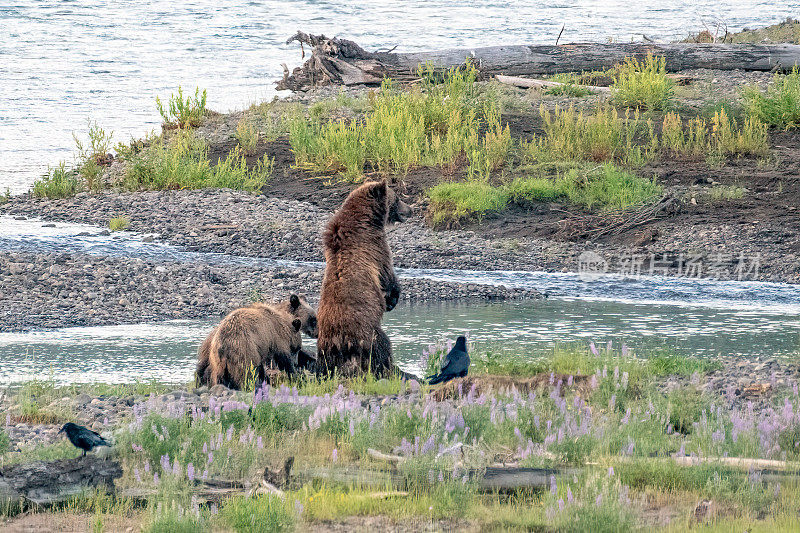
xmin=278 ymin=32 xmax=800 ymax=91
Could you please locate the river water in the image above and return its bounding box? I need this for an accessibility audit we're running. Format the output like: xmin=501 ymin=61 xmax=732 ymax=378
xmin=1 ymin=217 xmax=798 ymax=385
xmin=3 ymin=1 xmax=800 ymax=193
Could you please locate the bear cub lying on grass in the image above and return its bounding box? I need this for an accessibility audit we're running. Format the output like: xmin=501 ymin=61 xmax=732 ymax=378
xmin=196 ymin=294 xmax=317 ymax=390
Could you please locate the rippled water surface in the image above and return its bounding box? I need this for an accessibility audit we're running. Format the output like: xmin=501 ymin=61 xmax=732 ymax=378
xmin=0 ymin=217 xmax=798 ymax=385
xmin=1 ymin=297 xmax=798 ymax=386
xmin=3 ymin=1 xmax=800 ymax=192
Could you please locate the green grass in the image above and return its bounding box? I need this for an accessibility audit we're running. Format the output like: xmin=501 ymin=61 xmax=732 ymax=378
xmin=426 ymin=180 xmax=509 ymax=227
xmin=219 ymin=495 xmax=295 ymax=532
xmin=156 ymin=86 xmax=207 ymax=128
xmin=427 ymin=162 xmax=662 ymax=227
xmin=235 ymin=119 xmax=259 ymax=154
xmin=524 ymin=105 xmax=655 ymax=166
xmin=288 ymin=63 xmax=511 ymax=181
xmin=743 ymin=66 xmax=800 ymax=129
xmin=122 ymin=130 xmax=273 ymax=192
xmin=612 ymin=54 xmax=675 ymax=110
xmin=32 ymin=163 xmax=80 ymax=199
xmin=108 ymin=216 xmax=129 ymax=231
xmin=707 ymin=184 xmax=746 ymax=202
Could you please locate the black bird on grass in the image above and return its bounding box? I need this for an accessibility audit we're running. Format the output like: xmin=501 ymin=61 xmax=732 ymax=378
xmin=427 ymin=336 xmax=469 ymax=385
xmin=58 ymin=422 xmax=110 ymax=457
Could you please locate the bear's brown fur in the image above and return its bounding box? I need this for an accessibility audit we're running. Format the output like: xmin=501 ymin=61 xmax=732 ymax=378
xmin=196 ymin=294 xmax=317 ymax=389
xmin=316 ymin=181 xmax=411 ymax=377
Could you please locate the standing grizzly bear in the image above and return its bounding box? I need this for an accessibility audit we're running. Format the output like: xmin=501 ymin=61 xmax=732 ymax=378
xmin=196 ymin=294 xmax=317 ymax=389
xmin=316 ymin=180 xmax=412 ymax=377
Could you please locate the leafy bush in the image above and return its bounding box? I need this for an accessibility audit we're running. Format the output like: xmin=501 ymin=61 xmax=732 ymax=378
xmin=743 ymin=66 xmax=800 ymax=129
xmin=612 ymin=53 xmax=675 ymax=110
xmin=156 ymin=86 xmax=207 ymax=128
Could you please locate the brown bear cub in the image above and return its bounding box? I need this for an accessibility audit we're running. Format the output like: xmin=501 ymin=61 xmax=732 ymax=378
xmin=316 ymin=180 xmax=412 ymax=377
xmin=196 ymin=294 xmax=317 ymax=390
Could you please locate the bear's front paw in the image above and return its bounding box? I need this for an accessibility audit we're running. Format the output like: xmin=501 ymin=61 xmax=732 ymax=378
xmin=385 ymin=285 xmax=400 ymax=312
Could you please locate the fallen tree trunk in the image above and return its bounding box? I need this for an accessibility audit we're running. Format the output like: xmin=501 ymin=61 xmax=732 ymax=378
xmin=495 ymin=75 xmax=610 ymax=93
xmin=278 ymin=32 xmax=800 ymax=91
xmin=0 ymin=456 xmax=122 ymax=507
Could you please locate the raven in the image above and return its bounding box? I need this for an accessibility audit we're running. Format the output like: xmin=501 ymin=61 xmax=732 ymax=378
xmin=58 ymin=422 xmax=110 ymax=457
xmin=427 ymin=336 xmax=469 ymax=385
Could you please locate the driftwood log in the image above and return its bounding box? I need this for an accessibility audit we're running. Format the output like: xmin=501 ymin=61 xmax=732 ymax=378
xmin=278 ymin=32 xmax=800 ymax=91
xmin=0 ymin=456 xmax=122 ymax=507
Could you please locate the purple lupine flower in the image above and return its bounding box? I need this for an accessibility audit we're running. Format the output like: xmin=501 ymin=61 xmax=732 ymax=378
xmin=207 ymin=452 xmax=213 ymax=464
xmin=144 ymin=461 xmax=150 ymax=473
xmin=589 ymin=342 xmax=598 ymax=356
xmin=294 ymin=499 xmax=304 ymax=515
xmin=595 ymin=494 xmax=602 ymax=507
xmin=549 ymin=475 xmax=557 ymax=495
xmin=202 ymin=442 xmax=208 ymax=454
xmin=134 ymin=467 xmax=141 ymax=483
xmin=567 ymin=375 xmax=573 ymax=387
xmin=621 ymin=371 xmax=629 ymax=390
xmin=609 ymin=395 xmax=616 ymax=411
xmin=153 ymin=472 xmax=160 ymax=484
xmin=187 ymin=463 xmax=195 ymax=481
xmin=608 ymin=466 xmax=614 ymax=477
xmin=621 ymin=344 xmax=629 ymax=357
xmin=558 ymin=498 xmax=564 ymax=511
xmin=331 ymin=448 xmax=338 ymax=463
xmin=607 ymin=340 xmax=612 ymax=351
xmin=226 ymin=425 xmax=234 ymax=441
xmin=567 ymin=487 xmax=574 ymax=504
xmin=202 ymin=469 xmax=208 ymax=481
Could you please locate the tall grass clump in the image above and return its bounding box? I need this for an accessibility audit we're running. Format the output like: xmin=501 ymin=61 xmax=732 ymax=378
xmin=219 ymin=495 xmax=295 ymax=532
xmin=123 ymin=130 xmax=273 ymax=191
xmin=524 ymin=105 xmax=656 ymax=165
xmin=32 ymin=163 xmax=80 ymax=199
xmin=426 ymin=180 xmax=509 ymax=227
xmin=235 ymin=119 xmax=259 ymax=154
xmin=289 ymin=63 xmax=511 ymax=181
xmin=743 ymin=66 xmax=800 ymax=129
xmin=108 ymin=216 xmax=129 ymax=231
xmin=156 ymin=86 xmax=207 ymax=128
xmin=612 ymin=53 xmax=675 ymax=110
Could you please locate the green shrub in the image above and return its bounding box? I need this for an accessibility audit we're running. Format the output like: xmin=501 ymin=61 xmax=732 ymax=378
xmin=156 ymin=86 xmax=207 ymax=128
xmin=612 ymin=53 xmax=675 ymax=110
xmin=220 ymin=495 xmax=295 ymax=533
xmin=289 ymin=63 xmax=509 ymax=181
xmin=506 ymin=175 xmax=566 ymax=204
xmin=123 ymin=130 xmax=272 ymax=191
xmin=743 ymin=66 xmax=800 ymax=129
xmin=426 ymin=180 xmax=509 ymax=227
xmin=108 ymin=216 xmax=129 ymax=231
xmin=32 ymin=163 xmax=80 ymax=199
xmin=235 ymin=119 xmax=259 ymax=154
xmin=524 ymin=105 xmax=655 ymax=165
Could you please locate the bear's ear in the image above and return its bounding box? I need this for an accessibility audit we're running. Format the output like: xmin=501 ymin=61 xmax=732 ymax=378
xmin=292 ymin=319 xmax=302 ymax=332
xmin=370 ymin=180 xmax=387 ymax=204
xmin=290 ymin=294 xmax=300 ymax=310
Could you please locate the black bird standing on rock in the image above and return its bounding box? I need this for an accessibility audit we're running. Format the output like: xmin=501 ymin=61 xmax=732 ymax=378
xmin=427 ymin=336 xmax=470 ymax=385
xmin=58 ymin=422 xmax=110 ymax=457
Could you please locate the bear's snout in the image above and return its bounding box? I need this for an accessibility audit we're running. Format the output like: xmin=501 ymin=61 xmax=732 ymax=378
xmin=392 ymin=199 xmax=412 ymax=223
